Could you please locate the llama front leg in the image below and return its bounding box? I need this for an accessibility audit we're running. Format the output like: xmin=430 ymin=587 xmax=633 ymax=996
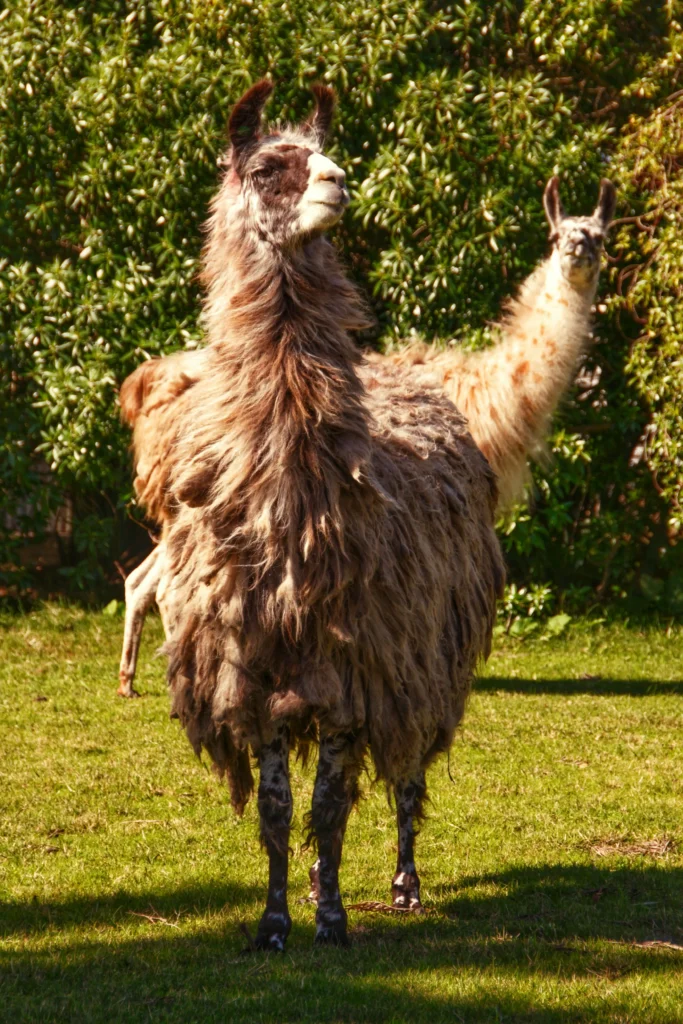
xmin=391 ymin=772 xmax=426 ymax=912
xmin=255 ymin=724 xmax=293 ymax=952
xmin=307 ymin=857 xmax=321 ymax=903
xmin=118 ymin=545 xmax=165 ymax=697
xmin=308 ymin=731 xmax=362 ymax=946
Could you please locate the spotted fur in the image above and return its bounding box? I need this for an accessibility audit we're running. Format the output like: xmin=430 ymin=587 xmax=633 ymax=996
xmin=391 ymin=772 xmax=427 ymax=911
xmin=255 ymin=723 xmax=293 ymax=951
xmin=306 ymin=731 xmax=364 ymax=944
xmin=381 ymin=177 xmax=617 ymax=509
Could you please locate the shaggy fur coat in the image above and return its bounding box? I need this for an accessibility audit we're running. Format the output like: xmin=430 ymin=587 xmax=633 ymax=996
xmin=155 ymin=224 xmax=504 ymax=813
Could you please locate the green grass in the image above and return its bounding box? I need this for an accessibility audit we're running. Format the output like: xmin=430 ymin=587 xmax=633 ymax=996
xmin=1 ymin=607 xmax=682 ymax=1023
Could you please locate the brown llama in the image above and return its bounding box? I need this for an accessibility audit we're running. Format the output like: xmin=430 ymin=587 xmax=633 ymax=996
xmin=381 ymin=176 xmax=617 ymax=508
xmin=147 ymin=80 xmax=504 ymax=950
xmin=117 ymin=177 xmax=615 ymax=697
xmin=117 ymin=350 xmax=208 ymax=696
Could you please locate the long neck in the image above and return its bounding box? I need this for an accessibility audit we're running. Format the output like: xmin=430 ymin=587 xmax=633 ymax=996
xmin=444 ymin=251 xmax=597 ymax=508
xmin=497 ymin=251 xmax=597 ymax=401
xmin=172 ymin=225 xmax=378 ymax=623
xmin=208 ymin=230 xmax=373 ymax=476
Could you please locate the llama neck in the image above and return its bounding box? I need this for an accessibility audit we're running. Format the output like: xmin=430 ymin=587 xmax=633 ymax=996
xmin=174 ymin=230 xmax=379 ymax=615
xmin=203 ymin=233 xmax=373 ymax=466
xmin=443 ymin=251 xmax=597 ymax=508
xmin=502 ymin=251 xmax=597 ymax=387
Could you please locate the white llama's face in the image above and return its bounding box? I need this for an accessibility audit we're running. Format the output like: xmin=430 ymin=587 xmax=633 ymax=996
xmin=296 ymin=151 xmax=350 ymax=234
xmin=554 ymin=217 xmax=606 ymax=287
xmin=544 ymin=177 xmax=616 ymax=290
xmin=221 ymin=81 xmax=349 ymax=247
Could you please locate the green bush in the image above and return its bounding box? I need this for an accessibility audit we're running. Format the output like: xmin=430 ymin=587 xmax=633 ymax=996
xmin=1 ymin=0 xmax=682 ymax=606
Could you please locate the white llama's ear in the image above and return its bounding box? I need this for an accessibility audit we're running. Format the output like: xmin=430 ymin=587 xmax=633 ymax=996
xmin=304 ymin=84 xmax=336 ymax=145
xmin=543 ymin=176 xmax=566 ymax=234
xmin=594 ymin=178 xmax=617 ymax=229
xmin=228 ymin=79 xmax=273 ymax=168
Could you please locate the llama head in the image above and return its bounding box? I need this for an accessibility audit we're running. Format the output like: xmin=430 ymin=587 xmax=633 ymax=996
xmin=543 ymin=177 xmax=617 ymax=289
xmin=216 ymin=80 xmax=349 ymax=247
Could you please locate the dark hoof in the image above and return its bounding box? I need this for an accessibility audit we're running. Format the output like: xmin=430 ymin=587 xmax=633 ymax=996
xmin=392 ymin=871 xmax=423 ymax=913
xmin=253 ymin=911 xmax=291 ymax=953
xmin=314 ymin=923 xmax=350 ymax=947
xmin=254 ymin=931 xmax=288 ymax=953
xmin=393 ymin=897 xmax=425 ymax=914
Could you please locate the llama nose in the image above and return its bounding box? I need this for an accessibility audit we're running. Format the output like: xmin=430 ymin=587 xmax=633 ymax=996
xmin=315 ymin=167 xmax=346 ymax=188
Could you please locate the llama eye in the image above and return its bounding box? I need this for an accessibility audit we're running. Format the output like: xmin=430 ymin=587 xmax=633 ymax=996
xmin=253 ymin=165 xmax=276 ymax=180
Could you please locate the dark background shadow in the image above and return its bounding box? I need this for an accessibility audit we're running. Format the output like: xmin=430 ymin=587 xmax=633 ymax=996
xmin=476 ymin=676 xmax=683 ymax=697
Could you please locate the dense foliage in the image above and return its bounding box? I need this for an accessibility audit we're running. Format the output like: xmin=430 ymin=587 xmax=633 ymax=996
xmin=1 ymin=0 xmax=682 ymax=608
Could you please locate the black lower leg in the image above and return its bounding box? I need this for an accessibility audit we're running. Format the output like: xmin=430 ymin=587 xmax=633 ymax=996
xmin=255 ymin=724 xmax=292 ymax=951
xmin=308 ymin=732 xmax=361 ymax=946
xmin=392 ymin=772 xmax=426 ymax=912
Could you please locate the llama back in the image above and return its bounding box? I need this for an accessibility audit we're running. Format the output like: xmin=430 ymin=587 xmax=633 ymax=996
xmin=359 ymin=362 xmax=504 ymax=779
xmin=119 ymin=349 xmax=208 ymax=523
xmin=374 ymin=340 xmax=535 ymax=507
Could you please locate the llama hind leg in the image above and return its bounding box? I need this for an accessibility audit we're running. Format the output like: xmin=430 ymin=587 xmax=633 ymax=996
xmin=308 ymin=731 xmax=362 ymax=946
xmin=255 ymin=724 xmax=293 ymax=952
xmin=118 ymin=545 xmax=164 ymax=697
xmin=392 ymin=772 xmax=426 ymax=912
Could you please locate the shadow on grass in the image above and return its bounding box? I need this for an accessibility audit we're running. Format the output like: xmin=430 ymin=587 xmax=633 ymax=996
xmin=477 ymin=676 xmax=683 ymax=696
xmin=0 ymin=879 xmax=261 ymax=939
xmin=433 ymin=862 xmax=682 ymax=943
xmin=2 ymin=863 xmax=682 ymax=1022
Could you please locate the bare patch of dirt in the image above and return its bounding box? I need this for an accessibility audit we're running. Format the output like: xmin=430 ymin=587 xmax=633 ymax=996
xmin=582 ymin=836 xmax=676 ymax=859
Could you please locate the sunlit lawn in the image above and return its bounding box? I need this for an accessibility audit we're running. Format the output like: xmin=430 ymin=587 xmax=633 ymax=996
xmin=1 ymin=606 xmax=681 ymax=1022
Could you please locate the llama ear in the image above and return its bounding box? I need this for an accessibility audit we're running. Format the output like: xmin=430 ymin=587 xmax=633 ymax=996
xmin=594 ymin=178 xmax=617 ymax=229
xmin=543 ymin=176 xmax=566 ymax=233
xmin=304 ymin=84 xmax=336 ymax=145
xmin=228 ymin=79 xmax=273 ymax=167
